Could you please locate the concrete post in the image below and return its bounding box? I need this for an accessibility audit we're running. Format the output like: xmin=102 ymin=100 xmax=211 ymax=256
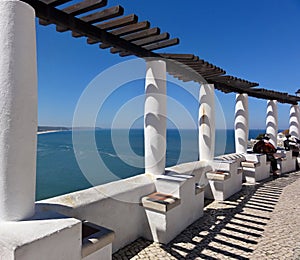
xmin=289 ymin=105 xmax=300 ymax=139
xmin=234 ymin=94 xmax=249 ymax=154
xmin=199 ymin=84 xmax=215 ymax=161
xmin=144 ymin=59 xmax=167 ymax=175
xmin=0 ymin=0 xmax=37 ymax=221
xmin=266 ymin=100 xmax=278 ymax=148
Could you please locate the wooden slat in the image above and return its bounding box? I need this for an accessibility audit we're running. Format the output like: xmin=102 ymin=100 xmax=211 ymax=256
xmin=73 ymin=14 xmax=137 ymax=38
xmin=159 ymin=53 xmax=196 ymax=60
xmin=81 ymin=5 xmax=123 ymax=23
xmin=62 ymin=0 xmax=107 ymax=16
xmin=133 ymin=32 xmax=169 ymax=46
xmin=40 ymin=0 xmax=71 ymax=6
xmin=57 ymin=5 xmax=123 ymax=32
xmin=100 ymin=27 xmax=160 ymax=49
xmin=88 ymin=21 xmax=150 ymax=44
xmin=119 ymin=38 xmax=179 ymax=57
xmin=110 ymin=32 xmax=169 ymax=53
xmin=97 ymin=14 xmax=138 ymax=30
xmin=143 ymin=38 xmax=179 ymax=51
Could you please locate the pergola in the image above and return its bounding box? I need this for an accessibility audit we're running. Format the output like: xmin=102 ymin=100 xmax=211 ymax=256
xmin=17 ymin=0 xmax=300 ymax=104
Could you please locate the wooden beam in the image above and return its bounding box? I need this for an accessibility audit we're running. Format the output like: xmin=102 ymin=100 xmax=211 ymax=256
xmin=159 ymin=53 xmax=196 ymax=60
xmin=97 ymin=14 xmax=138 ymax=30
xmin=88 ymin=21 xmax=150 ymax=44
xmin=119 ymin=38 xmax=180 ymax=57
xmin=62 ymin=0 xmax=107 ymax=16
xmin=100 ymin=27 xmax=160 ymax=49
xmin=110 ymin=32 xmax=169 ymax=53
xmin=57 ymin=5 xmax=123 ymax=32
xmin=72 ymin=14 xmax=138 ymax=38
xmin=143 ymin=38 xmax=180 ymax=51
xmin=40 ymin=0 xmax=71 ymax=6
xmin=81 ymin=5 xmax=123 ymax=23
xmin=23 ymin=0 xmax=159 ymax=58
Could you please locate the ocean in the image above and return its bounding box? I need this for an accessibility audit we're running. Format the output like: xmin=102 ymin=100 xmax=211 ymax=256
xmin=36 ymin=129 xmax=267 ymax=200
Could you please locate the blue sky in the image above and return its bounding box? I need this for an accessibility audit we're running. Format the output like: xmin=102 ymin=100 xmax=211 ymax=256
xmin=36 ymin=0 xmax=300 ymax=129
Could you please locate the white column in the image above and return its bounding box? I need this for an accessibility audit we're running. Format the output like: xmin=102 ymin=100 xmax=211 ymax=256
xmin=266 ymin=100 xmax=278 ymax=147
xmin=289 ymin=105 xmax=300 ymax=139
xmin=234 ymin=94 xmax=249 ymax=154
xmin=0 ymin=0 xmax=37 ymax=221
xmin=144 ymin=59 xmax=167 ymax=175
xmin=199 ymin=84 xmax=215 ymax=161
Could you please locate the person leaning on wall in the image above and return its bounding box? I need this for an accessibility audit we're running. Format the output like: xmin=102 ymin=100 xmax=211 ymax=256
xmin=253 ymin=134 xmax=280 ymax=176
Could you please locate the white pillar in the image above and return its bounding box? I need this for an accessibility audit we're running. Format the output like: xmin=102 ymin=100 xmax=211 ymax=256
xmin=289 ymin=105 xmax=300 ymax=139
xmin=266 ymin=100 xmax=278 ymax=147
xmin=199 ymin=84 xmax=215 ymax=161
xmin=0 ymin=0 xmax=37 ymax=221
xmin=234 ymin=94 xmax=249 ymax=154
xmin=144 ymin=59 xmax=167 ymax=175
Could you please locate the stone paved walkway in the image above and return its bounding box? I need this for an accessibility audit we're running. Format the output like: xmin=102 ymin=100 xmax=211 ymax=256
xmin=113 ymin=171 xmax=300 ymax=260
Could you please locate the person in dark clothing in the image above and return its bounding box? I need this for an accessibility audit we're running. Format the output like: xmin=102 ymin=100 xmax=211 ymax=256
xmin=253 ymin=135 xmax=279 ymax=175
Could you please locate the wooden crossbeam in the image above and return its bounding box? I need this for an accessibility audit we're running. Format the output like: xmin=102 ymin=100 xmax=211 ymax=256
xmin=80 ymin=5 xmax=124 ymax=23
xmin=110 ymin=32 xmax=169 ymax=53
xmin=119 ymin=38 xmax=179 ymax=57
xmin=159 ymin=53 xmax=196 ymax=60
xmin=57 ymin=5 xmax=124 ymax=32
xmin=100 ymin=27 xmax=160 ymax=49
xmin=88 ymin=21 xmax=150 ymax=44
xmin=143 ymin=38 xmax=179 ymax=51
xmin=62 ymin=0 xmax=107 ymax=16
xmin=40 ymin=0 xmax=71 ymax=7
xmin=73 ymin=14 xmax=137 ymax=37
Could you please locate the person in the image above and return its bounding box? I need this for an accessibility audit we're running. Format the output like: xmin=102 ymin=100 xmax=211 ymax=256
xmin=253 ymin=134 xmax=279 ymax=176
xmin=284 ymin=134 xmax=299 ymax=157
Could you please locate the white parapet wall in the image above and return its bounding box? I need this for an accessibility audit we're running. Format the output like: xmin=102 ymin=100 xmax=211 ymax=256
xmin=38 ymin=161 xmax=213 ymax=252
xmin=38 ymin=174 xmax=156 ymax=253
xmin=0 ymin=0 xmax=38 ymax=221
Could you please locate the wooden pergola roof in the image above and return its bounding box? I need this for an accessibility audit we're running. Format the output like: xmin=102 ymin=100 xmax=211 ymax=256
xmin=160 ymin=53 xmax=300 ymax=105
xmin=23 ymin=0 xmax=179 ymax=57
xmin=21 ymin=0 xmax=300 ymax=105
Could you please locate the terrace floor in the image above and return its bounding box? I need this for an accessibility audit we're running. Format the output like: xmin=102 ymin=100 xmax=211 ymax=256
xmin=113 ymin=171 xmax=300 ymax=259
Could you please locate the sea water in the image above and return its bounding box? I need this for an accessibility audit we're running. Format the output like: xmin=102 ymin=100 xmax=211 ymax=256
xmin=36 ymin=129 xmax=267 ymax=200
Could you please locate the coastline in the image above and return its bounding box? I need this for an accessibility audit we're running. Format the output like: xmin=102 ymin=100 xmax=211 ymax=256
xmin=37 ymin=130 xmax=66 ymax=135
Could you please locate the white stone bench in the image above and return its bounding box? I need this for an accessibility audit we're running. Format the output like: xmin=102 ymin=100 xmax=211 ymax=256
xmin=141 ymin=161 xmax=211 ymax=244
xmin=206 ymin=153 xmax=245 ymax=201
xmin=242 ymin=153 xmax=270 ymax=184
xmin=275 ymin=150 xmax=296 ymax=174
